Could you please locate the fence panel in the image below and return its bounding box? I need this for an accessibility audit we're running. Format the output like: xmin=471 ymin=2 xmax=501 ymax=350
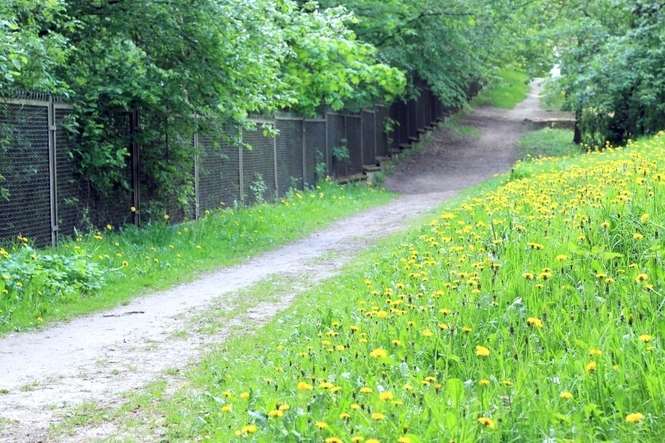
xmin=326 ymin=113 xmax=347 ymax=178
xmin=197 ymin=133 xmax=224 ymax=212
xmin=361 ymin=110 xmax=376 ymax=166
xmin=346 ymin=115 xmax=362 ymax=175
xmin=55 ymin=106 xmax=81 ymax=238
xmin=242 ymin=124 xmax=276 ymax=203
xmin=0 ymin=102 xmax=52 ymax=245
xmin=275 ymin=118 xmax=304 ymax=196
xmin=304 ymin=120 xmax=326 ymax=185
xmin=374 ymin=106 xmax=387 ymax=158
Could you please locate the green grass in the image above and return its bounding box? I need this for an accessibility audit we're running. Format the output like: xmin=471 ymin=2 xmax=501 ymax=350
xmin=472 ymin=68 xmax=530 ymax=109
xmin=0 ymin=181 xmax=393 ymax=334
xmin=518 ymin=128 xmax=579 ymax=159
xmin=107 ymin=132 xmax=665 ymax=442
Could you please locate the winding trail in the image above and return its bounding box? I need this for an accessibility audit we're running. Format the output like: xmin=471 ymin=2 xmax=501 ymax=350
xmin=0 ymin=82 xmax=557 ymax=442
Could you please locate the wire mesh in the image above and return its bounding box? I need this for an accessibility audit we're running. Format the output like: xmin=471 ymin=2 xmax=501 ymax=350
xmin=275 ymin=118 xmax=304 ymax=196
xmin=326 ymin=113 xmax=347 ymax=178
xmin=374 ymin=106 xmax=388 ymax=158
xmin=346 ymin=115 xmax=362 ymax=175
xmin=242 ymin=124 xmax=276 ymax=204
xmin=1 ymin=84 xmax=445 ymax=245
xmin=361 ymin=111 xmax=376 ymax=166
xmin=304 ymin=120 xmax=325 ymax=185
xmin=0 ymin=103 xmax=52 ymax=245
xmin=55 ymin=108 xmax=81 ymax=239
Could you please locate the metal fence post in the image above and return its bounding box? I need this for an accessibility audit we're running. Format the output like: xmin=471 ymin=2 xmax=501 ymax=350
xmin=273 ymin=131 xmax=279 ymax=198
xmin=193 ymin=131 xmax=200 ymax=219
xmin=301 ymin=119 xmax=307 ymax=187
xmin=359 ymin=113 xmax=364 ymax=166
xmin=324 ymin=113 xmax=331 ymax=174
xmin=239 ymin=128 xmax=244 ymax=203
xmin=130 ymin=108 xmax=140 ymax=225
xmin=372 ymin=107 xmax=379 ymax=163
xmin=47 ymin=96 xmax=58 ymax=246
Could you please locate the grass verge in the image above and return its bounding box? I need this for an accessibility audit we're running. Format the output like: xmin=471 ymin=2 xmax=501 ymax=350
xmin=472 ymin=68 xmax=530 ymax=109
xmin=0 ymin=181 xmax=393 ymax=334
xmin=517 ymin=128 xmax=579 ymax=159
xmin=106 ymin=132 xmax=665 ymax=442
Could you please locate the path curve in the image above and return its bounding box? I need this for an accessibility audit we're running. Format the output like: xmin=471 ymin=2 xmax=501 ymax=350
xmin=0 ymin=82 xmax=548 ymax=442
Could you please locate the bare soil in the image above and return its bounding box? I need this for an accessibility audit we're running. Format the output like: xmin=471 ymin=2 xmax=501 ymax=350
xmin=0 ymin=82 xmax=548 ymax=442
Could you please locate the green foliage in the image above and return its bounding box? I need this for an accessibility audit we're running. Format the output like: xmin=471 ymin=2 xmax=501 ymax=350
xmin=280 ymin=3 xmax=405 ymax=113
xmin=472 ymin=68 xmax=530 ymax=109
xmin=554 ymin=0 xmax=665 ymax=144
xmin=0 ymin=1 xmax=403 ymax=213
xmin=0 ymin=0 xmax=69 ymax=92
xmin=315 ymin=0 xmax=547 ymax=104
xmin=0 ymin=242 xmax=104 ymax=328
xmin=0 ymin=181 xmax=392 ymax=333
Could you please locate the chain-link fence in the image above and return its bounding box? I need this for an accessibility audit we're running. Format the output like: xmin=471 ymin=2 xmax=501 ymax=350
xmin=1 ymin=85 xmax=447 ymax=246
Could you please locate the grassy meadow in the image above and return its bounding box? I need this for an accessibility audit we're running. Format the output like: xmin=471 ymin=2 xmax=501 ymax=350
xmin=150 ymin=132 xmax=665 ymax=442
xmin=0 ymin=181 xmax=392 ymax=334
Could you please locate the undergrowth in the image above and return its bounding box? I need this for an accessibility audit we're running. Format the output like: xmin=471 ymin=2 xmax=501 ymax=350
xmin=0 ymin=181 xmax=392 ymax=334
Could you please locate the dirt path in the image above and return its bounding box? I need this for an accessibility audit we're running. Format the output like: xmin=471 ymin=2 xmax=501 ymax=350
xmin=0 ymin=83 xmax=547 ymax=442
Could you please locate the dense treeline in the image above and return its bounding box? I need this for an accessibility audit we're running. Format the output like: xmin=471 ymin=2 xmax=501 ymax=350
xmin=553 ymin=0 xmax=665 ymax=145
xmin=2 ymin=0 xmax=663 ymax=211
xmin=0 ymin=0 xmax=541 ymax=211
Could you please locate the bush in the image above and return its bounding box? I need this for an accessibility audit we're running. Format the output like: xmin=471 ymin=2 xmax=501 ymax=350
xmin=0 ymin=241 xmax=105 ymax=327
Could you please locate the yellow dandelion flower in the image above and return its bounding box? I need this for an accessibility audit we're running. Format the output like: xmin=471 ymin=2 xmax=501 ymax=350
xmin=635 ymin=273 xmax=649 ymax=283
xmin=421 ymin=329 xmax=434 ymax=337
xmin=369 ymin=348 xmax=388 ymax=359
xmin=560 ymin=391 xmax=573 ymax=400
xmin=379 ymin=391 xmax=394 ymax=401
xmin=589 ymin=348 xmax=602 ymax=356
xmin=315 ymin=421 xmax=329 ymax=429
xmin=479 ymin=379 xmax=491 ymax=386
xmin=371 ymin=412 xmax=385 ymax=421
xmin=240 ymin=391 xmax=250 ymax=400
xmin=585 ymin=361 xmax=597 ymax=373
xmin=625 ymin=412 xmax=644 ymax=424
xmin=326 ymin=438 xmax=343 ymax=443
xmin=339 ymin=412 xmax=351 ymax=420
xmin=221 ymin=404 xmax=232 ymax=413
xmin=527 ymin=317 xmax=543 ymax=329
xmin=240 ymin=424 xmax=257 ymax=434
xmin=297 ymin=381 xmax=313 ymax=391
xmin=477 ymin=417 xmax=496 ymax=428
xmin=639 ymin=334 xmax=654 ymax=343
xmin=475 ymin=345 xmax=490 ymax=358
xmin=360 ymin=386 xmax=373 ymax=394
